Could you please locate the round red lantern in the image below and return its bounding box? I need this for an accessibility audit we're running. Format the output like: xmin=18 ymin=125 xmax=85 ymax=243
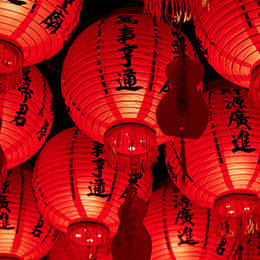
xmin=47 ymin=232 xmax=113 ymax=260
xmin=165 ymin=79 xmax=260 ymax=236
xmin=0 ymin=0 xmax=83 ymax=91
xmin=61 ymin=9 xmax=199 ymax=171
xmin=192 ymin=0 xmax=260 ymax=96
xmin=0 ymin=164 xmax=58 ymax=260
xmin=0 ymin=65 xmax=53 ymax=169
xmin=144 ymin=181 xmax=237 ymax=259
xmin=33 ymin=126 xmax=153 ymax=259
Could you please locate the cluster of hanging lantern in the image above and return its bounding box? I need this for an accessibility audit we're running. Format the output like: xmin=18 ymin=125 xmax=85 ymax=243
xmin=33 ymin=126 xmax=153 ymax=259
xmin=3 ymin=0 xmax=260 ymax=259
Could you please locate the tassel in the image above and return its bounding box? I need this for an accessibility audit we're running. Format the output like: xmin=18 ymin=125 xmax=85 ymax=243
xmin=104 ymin=123 xmax=158 ymax=173
xmin=142 ymin=0 xmax=193 ymax=24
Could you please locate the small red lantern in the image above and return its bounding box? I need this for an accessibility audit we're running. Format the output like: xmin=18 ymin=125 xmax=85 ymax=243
xmin=144 ymin=181 xmax=237 ymax=259
xmin=0 ymin=164 xmax=58 ymax=259
xmin=165 ymin=79 xmax=260 ymax=236
xmin=61 ymin=9 xmax=199 ymax=172
xmin=47 ymin=232 xmax=113 ymax=260
xmin=0 ymin=65 xmax=53 ymax=169
xmin=33 ymin=127 xmax=153 ymax=259
xmin=193 ymin=0 xmax=260 ymax=98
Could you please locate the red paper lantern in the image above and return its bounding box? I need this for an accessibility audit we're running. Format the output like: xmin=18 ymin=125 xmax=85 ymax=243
xmin=61 ymin=9 xmax=199 ymax=171
xmin=0 ymin=0 xmax=83 ymax=65
xmin=144 ymin=181 xmax=237 ymax=259
xmin=165 ymin=79 xmax=260 ymax=236
xmin=0 ymin=65 xmax=53 ymax=169
xmin=193 ymin=0 xmax=260 ymax=96
xmin=0 ymin=164 xmax=58 ymax=260
xmin=0 ymin=0 xmax=83 ymax=91
xmin=47 ymin=232 xmax=113 ymax=260
xmin=33 ymin=126 xmax=153 ymax=259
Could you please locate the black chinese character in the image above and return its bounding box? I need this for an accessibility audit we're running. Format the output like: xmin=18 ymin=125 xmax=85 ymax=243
xmin=120 ymin=172 xmax=143 ymax=199
xmin=177 ymin=227 xmax=198 ymax=246
xmin=227 ymin=109 xmax=251 ymax=129
xmin=88 ymin=179 xmax=109 ymax=198
xmin=116 ymin=69 xmax=143 ymax=91
xmin=224 ymin=96 xmax=246 ymax=110
xmin=12 ymin=103 xmax=28 ymax=126
xmin=173 ymin=195 xmax=192 ymax=209
xmin=118 ymin=44 xmax=138 ymax=68
xmin=41 ymin=9 xmax=65 ymax=34
xmin=0 ymin=194 xmax=11 ymax=212
xmin=91 ymin=157 xmax=105 ymax=178
xmin=0 ymin=212 xmax=14 ymax=229
xmin=117 ymin=25 xmax=135 ymax=44
xmin=231 ymin=130 xmax=256 ymax=153
xmin=116 ymin=15 xmax=138 ymax=24
xmin=91 ymin=142 xmax=104 ymax=157
xmin=18 ymin=84 xmax=33 ymax=103
xmin=37 ymin=120 xmax=49 ymax=141
xmin=159 ymin=80 xmax=171 ymax=94
xmin=171 ymin=40 xmax=180 ymax=54
xmin=32 ymin=217 xmax=44 ymax=237
xmin=216 ymin=238 xmax=227 ymax=255
xmin=175 ymin=208 xmax=194 ymax=226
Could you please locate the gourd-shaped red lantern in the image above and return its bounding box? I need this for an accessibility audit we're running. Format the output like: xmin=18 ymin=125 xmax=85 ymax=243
xmin=192 ymin=0 xmax=260 ymax=98
xmin=165 ymin=79 xmax=260 ymax=237
xmin=0 ymin=164 xmax=58 ymax=259
xmin=144 ymin=181 xmax=237 ymax=259
xmin=0 ymin=65 xmax=53 ymax=169
xmin=61 ymin=8 xmax=199 ymax=172
xmin=47 ymin=232 xmax=113 ymax=260
xmin=33 ymin=126 xmax=153 ymax=259
xmin=0 ymin=0 xmax=83 ymax=91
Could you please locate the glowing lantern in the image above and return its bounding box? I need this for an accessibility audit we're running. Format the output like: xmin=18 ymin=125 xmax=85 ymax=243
xmin=33 ymin=126 xmax=153 ymax=259
xmin=47 ymin=232 xmax=113 ymax=260
xmin=61 ymin=9 xmax=199 ymax=172
xmin=0 ymin=0 xmax=83 ymax=91
xmin=0 ymin=164 xmax=58 ymax=260
xmin=0 ymin=65 xmax=53 ymax=169
xmin=144 ymin=181 xmax=238 ymax=259
xmin=165 ymin=79 xmax=260 ymax=237
xmin=192 ymin=0 xmax=260 ymax=99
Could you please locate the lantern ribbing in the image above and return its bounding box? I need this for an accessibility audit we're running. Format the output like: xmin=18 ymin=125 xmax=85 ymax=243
xmin=165 ymin=79 xmax=260 ymax=237
xmin=0 ymin=165 xmax=58 ymax=260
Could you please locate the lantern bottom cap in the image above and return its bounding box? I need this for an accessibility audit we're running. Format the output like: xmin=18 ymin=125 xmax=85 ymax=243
xmin=66 ymin=222 xmax=110 ymax=259
xmin=0 ymin=40 xmax=23 ymax=92
xmin=104 ymin=123 xmax=158 ymax=173
xmin=214 ymin=192 xmax=260 ymax=237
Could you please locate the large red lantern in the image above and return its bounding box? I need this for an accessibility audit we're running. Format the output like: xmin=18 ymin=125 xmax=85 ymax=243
xmin=0 ymin=164 xmax=58 ymax=259
xmin=0 ymin=65 xmax=53 ymax=169
xmin=33 ymin=126 xmax=153 ymax=259
xmin=61 ymin=9 xmax=199 ymax=172
xmin=192 ymin=0 xmax=260 ymax=97
xmin=144 ymin=181 xmax=238 ymax=259
xmin=47 ymin=232 xmax=113 ymax=260
xmin=165 ymin=79 xmax=260 ymax=237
